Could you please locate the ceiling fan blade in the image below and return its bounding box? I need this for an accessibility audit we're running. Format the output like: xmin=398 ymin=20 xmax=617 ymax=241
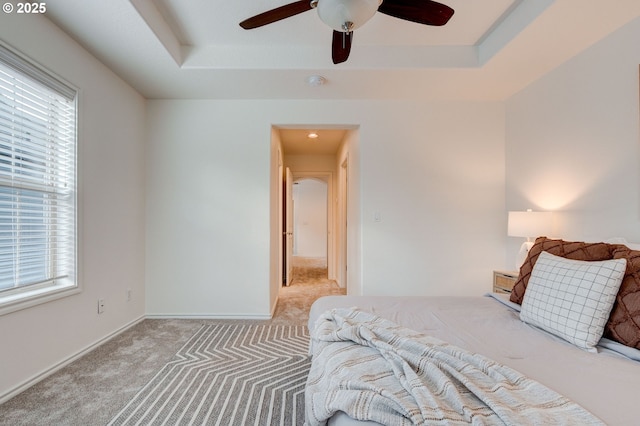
xmin=239 ymin=1 xmax=313 ymax=29
xmin=332 ymin=30 xmax=353 ymax=64
xmin=378 ymin=0 xmax=454 ymax=26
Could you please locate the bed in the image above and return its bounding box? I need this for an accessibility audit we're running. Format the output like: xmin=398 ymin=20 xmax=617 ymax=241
xmin=304 ymin=238 xmax=640 ymax=426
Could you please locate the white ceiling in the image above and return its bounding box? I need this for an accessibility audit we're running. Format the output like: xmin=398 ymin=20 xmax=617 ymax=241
xmin=41 ymin=0 xmax=640 ymax=101
xmin=279 ymin=128 xmax=348 ymax=155
xmin=157 ymin=0 xmax=513 ymax=49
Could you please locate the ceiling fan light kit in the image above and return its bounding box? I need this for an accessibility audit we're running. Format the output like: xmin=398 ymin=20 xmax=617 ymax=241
xmin=314 ymin=0 xmax=382 ymax=32
xmin=239 ymin=0 xmax=454 ymax=64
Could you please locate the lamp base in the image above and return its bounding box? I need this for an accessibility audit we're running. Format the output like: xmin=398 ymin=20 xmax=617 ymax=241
xmin=516 ymin=241 xmax=534 ymax=269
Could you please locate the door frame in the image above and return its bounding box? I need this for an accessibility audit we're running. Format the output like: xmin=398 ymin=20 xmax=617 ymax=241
xmin=284 ymin=167 xmax=294 ymax=285
xmin=271 ymin=124 xmax=360 ymax=302
xmin=339 ymin=155 xmax=349 ymax=289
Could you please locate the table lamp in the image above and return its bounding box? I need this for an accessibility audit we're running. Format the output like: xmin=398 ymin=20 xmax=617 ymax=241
xmin=508 ymin=209 xmax=552 ymax=268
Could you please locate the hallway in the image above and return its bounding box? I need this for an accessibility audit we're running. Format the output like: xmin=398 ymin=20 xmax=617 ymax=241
xmin=271 ymin=256 xmax=346 ymax=326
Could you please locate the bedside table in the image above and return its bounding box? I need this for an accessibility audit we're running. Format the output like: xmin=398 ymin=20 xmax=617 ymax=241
xmin=493 ymin=270 xmax=519 ymax=294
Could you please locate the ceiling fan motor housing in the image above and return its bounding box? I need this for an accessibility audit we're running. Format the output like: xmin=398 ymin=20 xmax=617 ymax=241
xmin=316 ymin=0 xmax=383 ymax=32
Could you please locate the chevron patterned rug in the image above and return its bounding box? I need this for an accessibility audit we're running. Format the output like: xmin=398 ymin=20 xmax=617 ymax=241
xmin=108 ymin=323 xmax=310 ymax=426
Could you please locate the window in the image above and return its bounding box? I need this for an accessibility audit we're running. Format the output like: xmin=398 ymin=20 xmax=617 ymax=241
xmin=0 ymin=42 xmax=77 ymax=315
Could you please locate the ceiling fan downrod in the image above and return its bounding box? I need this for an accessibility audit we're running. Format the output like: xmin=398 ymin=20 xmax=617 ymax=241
xmin=342 ymin=21 xmax=353 ymax=48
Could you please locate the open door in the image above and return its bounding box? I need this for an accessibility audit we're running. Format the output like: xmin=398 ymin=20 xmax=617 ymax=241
xmin=284 ymin=167 xmax=294 ymax=286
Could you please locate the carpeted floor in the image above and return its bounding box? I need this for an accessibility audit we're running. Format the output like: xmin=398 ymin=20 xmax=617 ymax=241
xmin=271 ymin=257 xmax=346 ymax=325
xmin=108 ymin=324 xmax=310 ymax=426
xmin=0 ymin=257 xmax=345 ymax=426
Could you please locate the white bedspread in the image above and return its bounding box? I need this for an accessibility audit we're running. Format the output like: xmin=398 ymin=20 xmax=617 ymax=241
xmin=306 ymin=307 xmax=604 ymax=426
xmin=307 ymin=295 xmax=640 ymax=426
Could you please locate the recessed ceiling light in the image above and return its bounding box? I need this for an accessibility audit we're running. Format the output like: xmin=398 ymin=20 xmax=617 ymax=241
xmin=306 ymin=75 xmax=327 ymax=87
xmin=308 ymin=132 xmax=319 ymax=139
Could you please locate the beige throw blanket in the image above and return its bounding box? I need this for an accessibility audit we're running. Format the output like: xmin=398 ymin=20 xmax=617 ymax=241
xmin=305 ymin=308 xmax=604 ymax=426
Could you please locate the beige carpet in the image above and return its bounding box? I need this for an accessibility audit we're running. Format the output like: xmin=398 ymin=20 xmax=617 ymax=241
xmin=0 ymin=257 xmax=345 ymax=426
xmin=271 ymin=256 xmax=346 ymax=325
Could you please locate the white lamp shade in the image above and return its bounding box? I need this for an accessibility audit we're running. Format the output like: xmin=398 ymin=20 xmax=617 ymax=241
xmin=507 ymin=210 xmax=552 ymax=239
xmin=316 ymin=0 xmax=382 ymax=31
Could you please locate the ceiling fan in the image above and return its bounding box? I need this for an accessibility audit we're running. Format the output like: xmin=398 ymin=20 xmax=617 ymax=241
xmin=239 ymin=0 xmax=454 ymax=64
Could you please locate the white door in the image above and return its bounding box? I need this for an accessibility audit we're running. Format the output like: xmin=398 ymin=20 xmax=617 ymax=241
xmin=285 ymin=167 xmax=294 ymax=286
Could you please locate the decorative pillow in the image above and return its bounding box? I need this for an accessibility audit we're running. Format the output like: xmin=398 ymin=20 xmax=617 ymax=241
xmin=520 ymin=251 xmax=626 ymax=352
xmin=510 ymin=237 xmax=616 ymax=304
xmin=604 ymin=247 xmax=640 ymax=349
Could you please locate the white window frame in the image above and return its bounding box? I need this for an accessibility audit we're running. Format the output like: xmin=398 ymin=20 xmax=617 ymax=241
xmin=0 ymin=41 xmax=79 ymax=316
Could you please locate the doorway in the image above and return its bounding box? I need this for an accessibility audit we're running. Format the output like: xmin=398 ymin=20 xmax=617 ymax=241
xmin=292 ymin=178 xmax=328 ymax=259
xmin=273 ymin=126 xmax=355 ymax=291
xmin=283 ymin=171 xmax=333 ymax=286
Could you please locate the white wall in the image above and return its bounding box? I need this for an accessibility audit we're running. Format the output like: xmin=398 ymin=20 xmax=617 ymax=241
xmin=293 ymin=179 xmax=328 ymax=258
xmin=145 ymin=100 xmax=275 ymax=318
xmin=360 ymin=102 xmax=506 ymax=296
xmin=0 ymin=14 xmax=146 ymax=400
xmin=145 ymin=99 xmax=505 ymax=317
xmin=506 ymin=17 xmax=640 ymax=266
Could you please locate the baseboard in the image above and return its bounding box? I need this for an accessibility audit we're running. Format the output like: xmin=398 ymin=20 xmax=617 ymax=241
xmin=0 ymin=315 xmax=145 ymax=404
xmin=145 ymin=313 xmax=272 ymax=320
xmin=0 ymin=310 xmax=276 ymax=403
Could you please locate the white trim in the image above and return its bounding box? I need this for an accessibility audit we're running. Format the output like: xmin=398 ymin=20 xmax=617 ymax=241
xmin=0 ymin=315 xmax=145 ymax=404
xmin=0 ymin=40 xmax=77 ymax=100
xmin=0 ymin=284 xmax=81 ymax=316
xmin=270 ymin=294 xmax=280 ymax=318
xmin=145 ymin=314 xmax=273 ymax=320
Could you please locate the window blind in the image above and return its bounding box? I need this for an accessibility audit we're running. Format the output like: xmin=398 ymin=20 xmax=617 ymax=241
xmin=0 ymin=43 xmax=77 ymax=294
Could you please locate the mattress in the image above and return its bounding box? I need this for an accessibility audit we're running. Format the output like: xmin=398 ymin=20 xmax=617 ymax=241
xmin=307 ymin=294 xmax=640 ymax=426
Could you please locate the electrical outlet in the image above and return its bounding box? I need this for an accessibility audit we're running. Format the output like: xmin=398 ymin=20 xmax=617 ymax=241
xmin=98 ymin=298 xmax=105 ymax=314
xmin=127 ymin=288 xmax=132 ymax=302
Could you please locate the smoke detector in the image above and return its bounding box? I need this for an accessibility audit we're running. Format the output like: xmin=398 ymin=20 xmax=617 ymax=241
xmin=306 ymin=75 xmax=327 ymax=87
